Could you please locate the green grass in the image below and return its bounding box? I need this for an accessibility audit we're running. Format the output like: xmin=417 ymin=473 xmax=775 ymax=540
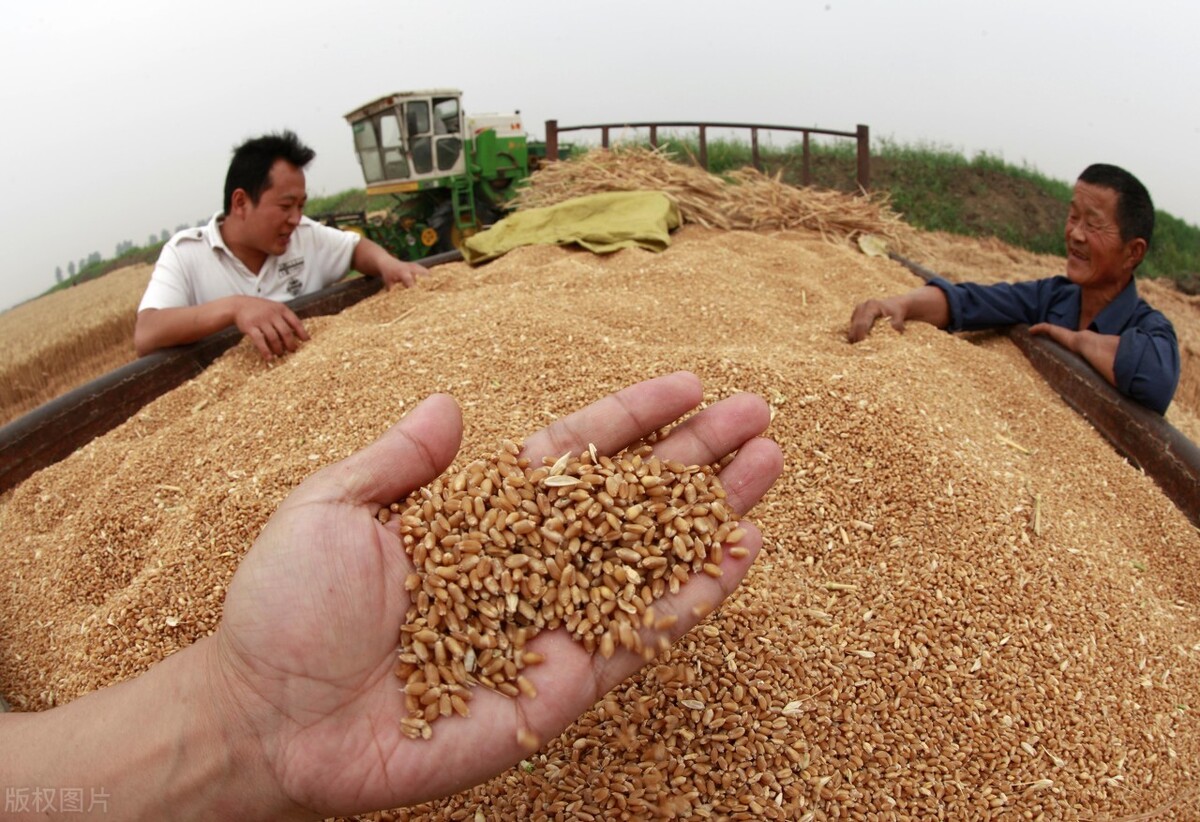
xmin=1146 ymin=211 xmax=1199 ymax=280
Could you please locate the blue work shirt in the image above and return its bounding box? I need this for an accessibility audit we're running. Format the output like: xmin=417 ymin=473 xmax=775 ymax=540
xmin=928 ymin=275 xmax=1180 ymax=414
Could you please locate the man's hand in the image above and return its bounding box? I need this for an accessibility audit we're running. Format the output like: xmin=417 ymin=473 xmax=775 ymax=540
xmin=209 ymin=371 xmax=783 ymax=818
xmin=231 ymin=296 xmax=310 ymax=360
xmin=1030 ymin=322 xmax=1119 ymax=386
xmin=848 ymin=285 xmax=951 ymax=343
xmin=353 ymin=237 xmax=427 ymax=289
xmin=135 ymin=296 xmax=310 ymax=360
xmin=375 ymin=255 xmax=427 ymax=289
xmin=848 ymin=295 xmax=910 ymax=342
xmin=1028 ymin=322 xmax=1078 ymax=351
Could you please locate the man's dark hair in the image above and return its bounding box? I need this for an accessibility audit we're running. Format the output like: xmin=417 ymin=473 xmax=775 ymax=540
xmin=1078 ymin=163 xmax=1155 ymax=254
xmin=223 ymin=130 xmax=316 ymax=214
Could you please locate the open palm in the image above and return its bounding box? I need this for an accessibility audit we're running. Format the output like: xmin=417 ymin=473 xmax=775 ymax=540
xmin=211 ymin=372 xmax=783 ymax=819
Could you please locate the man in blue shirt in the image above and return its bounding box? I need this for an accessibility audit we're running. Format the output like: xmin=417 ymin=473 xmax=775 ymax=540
xmin=847 ymin=164 xmax=1180 ymax=414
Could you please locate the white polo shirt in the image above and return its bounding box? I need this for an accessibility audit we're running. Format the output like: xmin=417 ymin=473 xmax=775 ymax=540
xmin=138 ymin=213 xmax=361 ymax=311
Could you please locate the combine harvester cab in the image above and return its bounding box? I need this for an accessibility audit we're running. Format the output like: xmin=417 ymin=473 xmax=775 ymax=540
xmin=343 ymin=89 xmax=537 ymax=260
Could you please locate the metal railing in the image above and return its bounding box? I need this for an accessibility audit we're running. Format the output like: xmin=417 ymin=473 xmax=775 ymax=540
xmin=544 ymin=119 xmax=870 ymax=191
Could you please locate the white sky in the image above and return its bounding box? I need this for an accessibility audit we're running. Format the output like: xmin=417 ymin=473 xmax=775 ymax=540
xmin=1 ymin=0 xmax=1197 ymax=311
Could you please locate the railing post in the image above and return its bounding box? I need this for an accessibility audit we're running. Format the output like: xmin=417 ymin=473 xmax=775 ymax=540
xmin=545 ymin=120 xmax=558 ymax=162
xmin=751 ymin=127 xmax=760 ymax=172
xmin=856 ymin=124 xmax=870 ymax=192
xmin=602 ymin=126 xmax=611 ymax=149
xmin=802 ymin=132 xmax=811 ymax=186
xmin=650 ymin=125 xmax=658 ymax=150
xmin=699 ymin=125 xmax=708 ymax=170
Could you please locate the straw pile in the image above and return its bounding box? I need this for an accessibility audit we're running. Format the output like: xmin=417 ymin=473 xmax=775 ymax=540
xmin=513 ymin=147 xmax=916 ymax=252
xmin=2 ymin=220 xmax=1198 ymax=820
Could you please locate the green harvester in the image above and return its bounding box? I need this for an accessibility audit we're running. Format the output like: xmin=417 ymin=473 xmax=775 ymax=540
xmin=335 ymin=89 xmax=548 ymax=260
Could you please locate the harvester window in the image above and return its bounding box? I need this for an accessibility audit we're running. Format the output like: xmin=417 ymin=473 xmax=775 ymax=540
xmin=353 ymin=121 xmax=384 ymax=183
xmin=406 ymin=101 xmax=431 ymax=137
xmin=432 ymin=97 xmax=460 ymax=135
xmin=379 ymin=113 xmax=410 ymax=180
xmin=411 ymin=137 xmax=433 ymax=174
xmin=432 ymin=97 xmax=463 ymax=171
xmin=404 ymin=101 xmax=434 ymax=174
xmin=437 ymin=138 xmax=462 ymax=171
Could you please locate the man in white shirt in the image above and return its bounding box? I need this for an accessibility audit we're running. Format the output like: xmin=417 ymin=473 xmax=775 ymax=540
xmin=135 ymin=131 xmax=426 ymax=360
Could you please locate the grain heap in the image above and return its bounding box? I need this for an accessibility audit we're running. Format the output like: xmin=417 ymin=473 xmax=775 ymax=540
xmin=0 ymin=263 xmax=151 ymax=425
xmin=2 ymin=219 xmax=1199 ymax=816
xmin=391 ymin=442 xmax=743 ymax=740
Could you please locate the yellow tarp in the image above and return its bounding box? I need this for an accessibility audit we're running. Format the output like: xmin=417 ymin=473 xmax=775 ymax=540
xmin=462 ymin=190 xmax=681 ymax=265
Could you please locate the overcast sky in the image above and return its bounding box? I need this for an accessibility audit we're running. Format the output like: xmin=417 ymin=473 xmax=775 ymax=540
xmin=1 ymin=0 xmax=1197 ymax=311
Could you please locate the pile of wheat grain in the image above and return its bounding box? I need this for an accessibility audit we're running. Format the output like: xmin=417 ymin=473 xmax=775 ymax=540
xmin=514 ymin=147 xmax=916 ymax=252
xmin=2 ymin=224 xmax=1197 ymax=821
xmin=0 ymin=264 xmax=151 ymax=425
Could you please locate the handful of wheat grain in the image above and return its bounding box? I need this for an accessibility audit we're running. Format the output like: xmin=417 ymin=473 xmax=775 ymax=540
xmin=385 ymin=440 xmax=745 ymax=741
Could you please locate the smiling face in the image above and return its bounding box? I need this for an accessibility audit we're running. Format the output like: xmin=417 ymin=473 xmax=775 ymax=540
xmin=233 ymin=159 xmax=308 ymax=258
xmin=1064 ymin=181 xmax=1145 ymax=292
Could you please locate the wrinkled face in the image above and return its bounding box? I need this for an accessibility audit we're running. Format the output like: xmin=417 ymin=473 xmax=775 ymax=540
xmin=238 ymin=159 xmax=307 ymax=256
xmin=1064 ymin=181 xmax=1139 ymax=290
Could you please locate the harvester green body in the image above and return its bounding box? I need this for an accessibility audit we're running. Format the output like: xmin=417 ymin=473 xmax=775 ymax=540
xmin=340 ymin=89 xmax=543 ymax=259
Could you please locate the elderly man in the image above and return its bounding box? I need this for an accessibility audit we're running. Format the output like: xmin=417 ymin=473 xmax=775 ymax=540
xmin=847 ymin=163 xmax=1180 ymax=414
xmin=135 ymin=131 xmax=426 ymax=361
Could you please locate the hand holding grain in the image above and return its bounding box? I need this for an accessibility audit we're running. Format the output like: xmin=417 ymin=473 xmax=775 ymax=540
xmin=210 ymin=371 xmax=783 ymax=818
xmin=232 ymin=295 xmax=310 ymax=360
xmin=847 ymin=295 xmax=909 ymax=342
xmin=848 ymin=285 xmax=952 ymax=343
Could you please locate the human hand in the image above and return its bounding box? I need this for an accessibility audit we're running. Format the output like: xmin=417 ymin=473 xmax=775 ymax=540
xmin=231 ymin=296 xmax=310 ymax=360
xmin=848 ymin=295 xmax=909 ymax=342
xmin=206 ymin=371 xmax=782 ymax=819
xmin=377 ymin=256 xmax=427 ymax=289
xmin=1029 ymin=322 xmax=1079 ymax=352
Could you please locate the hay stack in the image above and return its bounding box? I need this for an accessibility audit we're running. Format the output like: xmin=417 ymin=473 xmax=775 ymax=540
xmin=515 ymin=147 xmax=916 ymax=252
